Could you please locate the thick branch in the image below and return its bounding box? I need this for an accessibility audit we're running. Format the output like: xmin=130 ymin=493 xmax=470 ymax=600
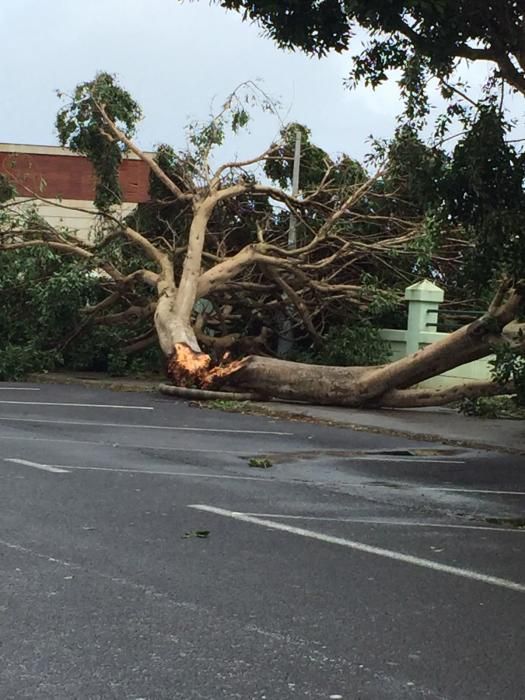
xmin=96 ymin=102 xmax=193 ymax=201
xmin=264 ymin=266 xmax=323 ymax=345
xmin=1 ymin=239 xmax=92 ymax=259
xmin=122 ymin=225 xmax=173 ymax=279
xmin=123 ymin=332 xmax=157 ymax=355
xmin=378 ymin=381 xmax=515 ymax=408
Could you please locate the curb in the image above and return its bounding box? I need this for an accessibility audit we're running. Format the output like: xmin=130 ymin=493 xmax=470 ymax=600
xmin=25 ymin=373 xmax=522 ymax=455
xmin=247 ymin=403 xmax=524 ymax=455
xmin=27 ymin=373 xmax=159 ymax=393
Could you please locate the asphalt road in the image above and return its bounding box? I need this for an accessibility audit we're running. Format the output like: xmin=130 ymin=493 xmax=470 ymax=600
xmin=0 ymin=382 xmax=524 ymax=700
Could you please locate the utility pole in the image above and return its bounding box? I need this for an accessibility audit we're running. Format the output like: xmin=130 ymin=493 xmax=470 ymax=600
xmin=279 ymin=130 xmax=302 ymax=356
xmin=288 ymin=130 xmax=302 ymax=248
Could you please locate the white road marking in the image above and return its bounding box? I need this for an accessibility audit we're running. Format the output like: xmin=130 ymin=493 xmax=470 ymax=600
xmin=361 ymin=483 xmax=525 ymax=497
xmin=4 ymin=458 xmax=70 ymax=474
xmin=0 ymin=416 xmax=293 ymax=436
xmin=75 ymin=466 xmax=274 ymax=481
xmin=0 ymin=434 xmax=268 ymax=455
xmin=240 ymin=513 xmax=525 ymax=534
xmin=0 ymin=400 xmax=154 ymax=410
xmin=429 ymin=487 xmax=525 ymax=496
xmin=0 ymin=538 xmax=442 ymax=698
xmin=357 ymin=457 xmax=465 ymax=464
xmin=3 ymin=461 xmax=274 ymax=482
xmin=189 ymin=505 xmax=525 ymax=594
xmin=0 ymin=387 xmax=40 ymax=391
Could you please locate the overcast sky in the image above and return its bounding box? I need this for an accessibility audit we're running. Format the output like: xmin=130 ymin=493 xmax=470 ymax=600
xmin=2 ymin=0 xmax=522 ymax=165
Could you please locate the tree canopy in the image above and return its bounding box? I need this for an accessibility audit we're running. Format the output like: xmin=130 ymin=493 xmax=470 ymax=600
xmin=219 ymin=1 xmax=525 ymax=98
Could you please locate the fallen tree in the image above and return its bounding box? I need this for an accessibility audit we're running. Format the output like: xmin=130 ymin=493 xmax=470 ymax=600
xmin=216 ymin=277 xmax=524 ymax=406
xmin=2 ymin=73 xmax=524 ymax=406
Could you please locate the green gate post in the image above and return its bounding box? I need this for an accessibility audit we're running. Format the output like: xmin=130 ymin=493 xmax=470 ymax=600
xmin=404 ymin=280 xmax=444 ymax=355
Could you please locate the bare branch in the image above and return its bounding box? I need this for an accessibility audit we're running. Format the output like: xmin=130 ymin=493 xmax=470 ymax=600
xmin=211 ymin=145 xmax=279 ymax=186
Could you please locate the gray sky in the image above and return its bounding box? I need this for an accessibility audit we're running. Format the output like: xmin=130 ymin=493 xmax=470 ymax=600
xmin=2 ymin=0 xmax=522 ymax=164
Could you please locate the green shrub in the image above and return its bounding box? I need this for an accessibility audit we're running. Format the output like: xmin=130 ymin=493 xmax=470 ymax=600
xmin=289 ymin=324 xmax=390 ymax=367
xmin=489 ymin=345 xmax=525 ymax=406
xmin=317 ymin=324 xmax=391 ymax=366
xmin=0 ymin=247 xmax=161 ymax=377
xmin=458 ymin=395 xmax=525 ymax=419
xmin=0 ymin=344 xmax=58 ymax=381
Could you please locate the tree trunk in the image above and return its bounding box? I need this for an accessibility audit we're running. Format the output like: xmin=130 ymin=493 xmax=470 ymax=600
xmin=154 ymin=294 xmax=201 ymax=354
xmin=154 ymin=196 xmax=217 ymax=358
xmin=217 ymin=316 xmax=517 ymax=406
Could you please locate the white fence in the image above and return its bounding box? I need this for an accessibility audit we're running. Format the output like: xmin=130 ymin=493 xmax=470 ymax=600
xmin=379 ymin=280 xmax=493 ymax=389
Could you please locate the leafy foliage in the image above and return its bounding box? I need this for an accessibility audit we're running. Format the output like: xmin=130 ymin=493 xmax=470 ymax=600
xmin=0 ymin=245 xmax=160 ymax=380
xmin=56 ymin=72 xmax=142 ymax=211
xmin=490 ymin=345 xmax=525 ymax=406
xmin=444 ymin=106 xmax=525 ymax=292
xmin=219 ymin=1 xmax=525 ymax=104
xmin=458 ymin=395 xmax=525 ymax=419
xmin=0 ymin=344 xmax=57 ymax=381
xmin=290 ymin=324 xmax=391 ymax=367
xmin=0 ymin=174 xmax=16 ymax=203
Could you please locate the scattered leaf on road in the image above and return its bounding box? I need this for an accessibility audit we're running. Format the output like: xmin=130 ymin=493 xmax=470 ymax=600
xmin=183 ymin=530 xmax=210 ymax=539
xmin=248 ymin=457 xmax=273 ymax=469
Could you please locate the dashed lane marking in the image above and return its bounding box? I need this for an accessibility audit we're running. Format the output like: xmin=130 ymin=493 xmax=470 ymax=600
xmin=4 ymin=458 xmax=70 ymax=474
xmin=0 ymin=387 xmax=40 ymax=391
xmin=2 ymin=460 xmax=275 ymax=482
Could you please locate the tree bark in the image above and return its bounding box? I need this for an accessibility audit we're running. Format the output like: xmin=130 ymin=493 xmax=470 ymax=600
xmin=154 ymin=293 xmax=201 ymax=354
xmin=219 ymin=355 xmax=515 ymax=407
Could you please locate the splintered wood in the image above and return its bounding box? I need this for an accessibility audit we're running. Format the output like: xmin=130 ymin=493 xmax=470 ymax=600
xmin=167 ymin=343 xmax=245 ymax=388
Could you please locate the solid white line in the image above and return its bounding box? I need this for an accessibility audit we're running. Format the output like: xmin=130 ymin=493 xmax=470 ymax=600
xmin=0 ymin=387 xmax=40 ymax=391
xmin=189 ymin=505 xmax=525 ymax=594
xmin=240 ymin=513 xmax=525 ymax=534
xmin=0 ymin=416 xmax=293 ymax=436
xmin=0 ymin=400 xmax=153 ymax=410
xmin=4 ymin=458 xmax=70 ymax=474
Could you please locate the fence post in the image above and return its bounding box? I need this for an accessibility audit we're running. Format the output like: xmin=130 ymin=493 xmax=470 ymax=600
xmin=404 ymin=280 xmax=444 ymax=355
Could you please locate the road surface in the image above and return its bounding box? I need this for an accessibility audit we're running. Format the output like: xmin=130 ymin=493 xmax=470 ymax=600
xmin=0 ymin=382 xmax=523 ymax=699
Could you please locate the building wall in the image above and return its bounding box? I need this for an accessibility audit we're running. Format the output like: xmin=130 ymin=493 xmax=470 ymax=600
xmin=0 ymin=143 xmax=150 ymax=240
xmin=10 ymin=197 xmax=138 ymax=235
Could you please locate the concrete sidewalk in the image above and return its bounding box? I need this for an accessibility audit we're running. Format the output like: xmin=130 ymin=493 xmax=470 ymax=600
xmin=27 ymin=371 xmax=524 ymax=454
xmin=255 ymin=401 xmax=524 ymax=454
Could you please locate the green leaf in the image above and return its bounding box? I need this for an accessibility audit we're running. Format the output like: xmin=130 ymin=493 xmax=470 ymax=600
xmin=182 ymin=530 xmax=210 ymax=539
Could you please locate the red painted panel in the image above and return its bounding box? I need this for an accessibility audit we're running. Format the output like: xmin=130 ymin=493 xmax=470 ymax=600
xmin=0 ymin=151 xmax=150 ymax=202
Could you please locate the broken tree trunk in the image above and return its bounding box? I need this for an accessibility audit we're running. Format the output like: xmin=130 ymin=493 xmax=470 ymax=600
xmin=209 ymin=282 xmax=525 ymax=407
